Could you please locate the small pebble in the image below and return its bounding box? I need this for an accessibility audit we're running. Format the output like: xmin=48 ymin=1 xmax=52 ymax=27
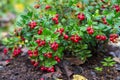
xmin=115 ymin=64 xmax=120 ymax=71
xmin=116 ymin=76 xmax=120 ymax=80
xmin=0 ymin=66 xmax=4 ymax=71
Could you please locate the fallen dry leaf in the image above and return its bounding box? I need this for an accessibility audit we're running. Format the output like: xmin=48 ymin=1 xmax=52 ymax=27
xmin=62 ymin=61 xmax=73 ymax=79
xmin=113 ymin=57 xmax=120 ymax=63
xmin=72 ymin=75 xmax=87 ymax=80
xmin=65 ymin=57 xmax=84 ymax=65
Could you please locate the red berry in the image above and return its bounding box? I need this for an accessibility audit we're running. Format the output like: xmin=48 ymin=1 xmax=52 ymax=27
xmin=6 ymin=59 xmax=11 ymax=63
xmin=100 ymin=35 xmax=107 ymax=41
xmin=3 ymin=48 xmax=8 ymax=55
xmin=54 ymin=56 xmax=61 ymax=62
xmin=86 ymin=27 xmax=92 ymax=31
xmin=55 ymin=14 xmax=59 ymax=18
xmin=33 ymin=50 xmax=38 ymax=57
xmin=28 ymin=50 xmax=33 ymax=54
xmin=50 ymin=42 xmax=59 ymax=51
xmin=63 ymin=34 xmax=69 ymax=40
xmin=41 ymin=40 xmax=46 ymax=45
xmin=102 ymin=17 xmax=107 ymax=24
xmin=40 ymin=66 xmax=45 ymax=71
xmin=28 ymin=21 xmax=37 ymax=29
xmin=60 ymin=28 xmax=64 ymax=32
xmin=31 ymin=60 xmax=35 ymax=65
xmin=38 ymin=29 xmax=43 ymax=35
xmin=47 ymin=53 xmax=52 ymax=58
xmin=36 ymin=39 xmax=41 ymax=43
xmin=96 ymin=35 xmax=101 ymax=39
xmin=29 ymin=53 xmax=33 ymax=57
xmin=52 ymin=17 xmax=58 ymax=21
xmin=87 ymin=29 xmax=94 ymax=35
xmin=39 ymin=78 xmax=44 ymax=80
xmin=33 ymin=62 xmax=39 ymax=67
xmin=77 ymin=13 xmax=85 ymax=21
xmin=45 ymin=5 xmax=51 ymax=9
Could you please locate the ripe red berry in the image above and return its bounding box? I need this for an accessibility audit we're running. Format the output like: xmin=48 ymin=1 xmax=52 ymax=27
xmin=33 ymin=62 xmax=39 ymax=67
xmin=47 ymin=53 xmax=52 ymax=58
xmin=13 ymin=48 xmax=22 ymax=57
xmin=52 ymin=17 xmax=58 ymax=21
xmin=52 ymin=16 xmax=59 ymax=24
xmin=40 ymin=66 xmax=45 ymax=71
xmin=96 ymin=35 xmax=101 ymax=39
xmin=86 ymin=27 xmax=92 ymax=31
xmin=3 ymin=48 xmax=8 ymax=55
xmin=29 ymin=53 xmax=33 ymax=57
xmin=28 ymin=21 xmax=37 ymax=29
xmin=77 ymin=13 xmax=85 ymax=21
xmin=113 ymin=5 xmax=120 ymax=12
xmin=55 ymin=14 xmax=59 ymax=18
xmin=36 ymin=39 xmax=41 ymax=43
xmin=100 ymin=35 xmax=107 ymax=41
xmin=38 ymin=29 xmax=43 ymax=35
xmin=102 ymin=17 xmax=107 ymax=24
xmin=70 ymin=34 xmax=82 ymax=43
xmin=109 ymin=34 xmax=118 ymax=43
xmin=86 ymin=27 xmax=94 ymax=35
xmin=50 ymin=42 xmax=59 ymax=51
xmin=33 ymin=50 xmax=38 ymax=57
xmin=31 ymin=60 xmax=35 ymax=65
xmin=63 ymin=34 xmax=69 ymax=40
xmin=54 ymin=56 xmax=61 ymax=62
xmin=39 ymin=78 xmax=44 ymax=80
xmin=28 ymin=50 xmax=33 ymax=54
xmin=6 ymin=59 xmax=11 ymax=63
xmin=88 ymin=29 xmax=94 ymax=35
xmin=45 ymin=5 xmax=51 ymax=9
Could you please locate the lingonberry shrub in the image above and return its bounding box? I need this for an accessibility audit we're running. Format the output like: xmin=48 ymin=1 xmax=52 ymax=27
xmin=2 ymin=0 xmax=120 ymax=72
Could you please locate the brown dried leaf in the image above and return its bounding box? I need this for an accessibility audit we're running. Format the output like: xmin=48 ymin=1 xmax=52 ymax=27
xmin=63 ymin=62 xmax=73 ymax=79
xmin=65 ymin=57 xmax=84 ymax=65
xmin=113 ymin=57 xmax=120 ymax=63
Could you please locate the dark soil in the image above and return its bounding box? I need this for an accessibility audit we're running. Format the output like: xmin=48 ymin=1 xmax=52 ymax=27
xmin=0 ymin=44 xmax=120 ymax=80
xmin=81 ymin=54 xmax=120 ymax=80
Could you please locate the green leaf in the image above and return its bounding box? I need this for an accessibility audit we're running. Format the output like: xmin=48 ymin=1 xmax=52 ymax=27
xmin=39 ymin=55 xmax=44 ymax=61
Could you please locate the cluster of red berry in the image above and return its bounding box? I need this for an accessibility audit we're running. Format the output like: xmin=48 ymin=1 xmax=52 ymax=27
xmin=27 ymin=50 xmax=38 ymax=57
xmin=54 ymin=56 xmax=61 ymax=62
xmin=40 ymin=66 xmax=55 ymax=72
xmin=13 ymin=48 xmax=22 ymax=57
xmin=113 ymin=5 xmax=120 ymax=12
xmin=77 ymin=13 xmax=85 ymax=21
xmin=52 ymin=14 xmax=59 ymax=24
xmin=96 ymin=35 xmax=107 ymax=41
xmin=86 ymin=27 xmax=94 ymax=35
xmin=36 ymin=39 xmax=46 ymax=47
xmin=110 ymin=34 xmax=118 ymax=43
xmin=50 ymin=42 xmax=59 ymax=51
xmin=102 ymin=17 xmax=107 ymax=24
xmin=56 ymin=28 xmax=64 ymax=35
xmin=28 ymin=21 xmax=37 ymax=29
xmin=44 ymin=52 xmax=52 ymax=58
xmin=70 ymin=34 xmax=82 ymax=43
xmin=31 ymin=60 xmax=39 ymax=67
xmin=38 ymin=28 xmax=43 ymax=35
xmin=63 ymin=34 xmax=69 ymax=40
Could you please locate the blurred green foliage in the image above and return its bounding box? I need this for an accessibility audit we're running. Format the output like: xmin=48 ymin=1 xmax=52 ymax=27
xmin=0 ymin=0 xmax=35 ymax=39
